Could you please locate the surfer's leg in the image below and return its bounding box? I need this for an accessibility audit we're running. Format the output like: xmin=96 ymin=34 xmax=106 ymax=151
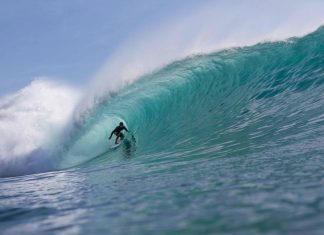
xmin=115 ymin=133 xmax=124 ymax=144
xmin=120 ymin=133 xmax=125 ymax=140
xmin=115 ymin=136 xmax=119 ymax=144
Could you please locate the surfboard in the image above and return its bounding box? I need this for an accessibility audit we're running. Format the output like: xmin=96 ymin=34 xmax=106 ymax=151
xmin=108 ymin=130 xmax=134 ymax=150
xmin=110 ymin=141 xmax=122 ymax=149
xmin=109 ymin=134 xmax=126 ymax=149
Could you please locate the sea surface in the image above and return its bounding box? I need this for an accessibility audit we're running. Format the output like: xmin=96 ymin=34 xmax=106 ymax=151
xmin=1 ymin=27 xmax=324 ymax=235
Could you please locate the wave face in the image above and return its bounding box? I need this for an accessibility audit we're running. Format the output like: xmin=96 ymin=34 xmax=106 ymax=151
xmin=60 ymin=26 xmax=324 ymax=170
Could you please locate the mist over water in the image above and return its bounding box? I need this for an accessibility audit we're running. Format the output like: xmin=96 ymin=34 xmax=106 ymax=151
xmin=1 ymin=22 xmax=324 ymax=235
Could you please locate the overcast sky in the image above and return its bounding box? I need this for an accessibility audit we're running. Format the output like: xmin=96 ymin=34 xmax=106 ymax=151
xmin=1 ymin=0 xmax=323 ymax=95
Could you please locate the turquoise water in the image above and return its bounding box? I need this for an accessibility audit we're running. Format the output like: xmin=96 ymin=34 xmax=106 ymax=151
xmin=1 ymin=27 xmax=324 ymax=234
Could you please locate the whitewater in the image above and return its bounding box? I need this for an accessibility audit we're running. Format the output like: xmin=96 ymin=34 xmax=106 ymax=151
xmin=1 ymin=27 xmax=324 ymax=234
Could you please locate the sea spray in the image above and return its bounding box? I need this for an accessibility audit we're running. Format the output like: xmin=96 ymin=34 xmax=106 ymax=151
xmin=0 ymin=79 xmax=81 ymax=177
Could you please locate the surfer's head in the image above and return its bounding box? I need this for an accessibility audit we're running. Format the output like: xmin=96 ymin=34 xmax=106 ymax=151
xmin=119 ymin=122 xmax=124 ymax=126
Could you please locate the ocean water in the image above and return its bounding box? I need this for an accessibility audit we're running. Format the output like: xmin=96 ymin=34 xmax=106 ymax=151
xmin=1 ymin=27 xmax=324 ymax=235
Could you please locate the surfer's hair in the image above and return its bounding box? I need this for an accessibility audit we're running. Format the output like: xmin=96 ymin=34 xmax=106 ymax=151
xmin=119 ymin=122 xmax=123 ymax=125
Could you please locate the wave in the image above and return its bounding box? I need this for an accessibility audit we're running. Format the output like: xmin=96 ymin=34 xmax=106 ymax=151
xmin=0 ymin=26 xmax=323 ymax=177
xmin=58 ymin=26 xmax=324 ymax=169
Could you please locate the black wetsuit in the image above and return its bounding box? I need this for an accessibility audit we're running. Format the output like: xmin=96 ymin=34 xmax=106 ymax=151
xmin=109 ymin=125 xmax=128 ymax=140
xmin=112 ymin=126 xmax=128 ymax=135
xmin=109 ymin=124 xmax=131 ymax=144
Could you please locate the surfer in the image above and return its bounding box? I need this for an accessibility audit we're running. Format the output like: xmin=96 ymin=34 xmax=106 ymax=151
xmin=109 ymin=122 xmax=129 ymax=144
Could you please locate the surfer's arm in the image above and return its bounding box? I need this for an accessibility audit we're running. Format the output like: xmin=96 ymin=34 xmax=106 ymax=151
xmin=109 ymin=129 xmax=116 ymax=139
xmin=124 ymin=127 xmax=129 ymax=132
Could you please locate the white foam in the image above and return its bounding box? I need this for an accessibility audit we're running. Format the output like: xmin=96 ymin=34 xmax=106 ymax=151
xmin=0 ymin=79 xmax=81 ymax=177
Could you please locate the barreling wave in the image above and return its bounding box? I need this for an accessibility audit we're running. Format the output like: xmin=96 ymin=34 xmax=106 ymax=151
xmin=59 ymin=26 xmax=324 ymax=169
